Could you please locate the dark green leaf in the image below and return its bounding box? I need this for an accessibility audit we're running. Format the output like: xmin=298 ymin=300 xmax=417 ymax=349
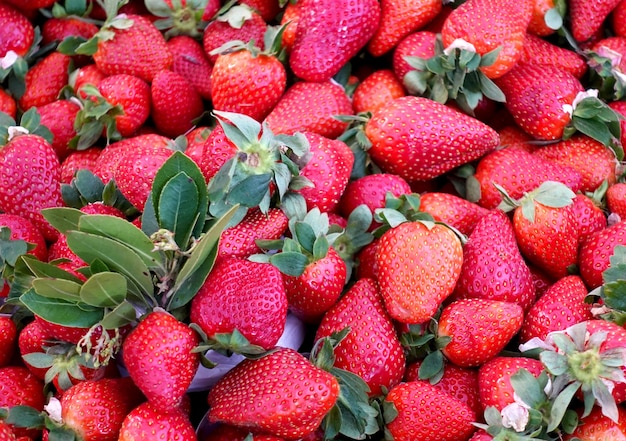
xmin=20 ymin=290 xmax=103 ymax=328
xmin=226 ymin=173 xmax=272 ymax=208
xmin=4 ymin=405 xmax=45 ymax=428
xmin=269 ymin=252 xmax=309 ymax=276
xmin=167 ymin=242 xmax=218 ymax=310
xmin=510 ymin=368 xmax=546 ymax=409
xmin=293 ymin=221 xmax=316 ymax=253
xmin=41 ymin=207 xmax=83 ymax=234
xmin=548 ymin=381 xmax=581 ymax=432
xmin=79 ymin=272 xmax=126 ymax=307
xmin=157 ymin=172 xmax=201 ymax=248
xmin=100 ymin=300 xmax=137 ymax=329
xmin=32 ymin=278 xmax=82 ymax=302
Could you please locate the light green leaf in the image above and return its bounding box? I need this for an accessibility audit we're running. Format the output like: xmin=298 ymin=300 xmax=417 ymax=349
xmin=20 ymin=289 xmax=103 ymax=328
xmin=32 ymin=278 xmax=82 ymax=302
xmin=41 ymin=207 xmax=83 ymax=234
xmin=100 ymin=300 xmax=137 ymax=329
xmin=80 ymin=272 xmax=127 ymax=307
xmin=548 ymin=382 xmax=581 ymax=432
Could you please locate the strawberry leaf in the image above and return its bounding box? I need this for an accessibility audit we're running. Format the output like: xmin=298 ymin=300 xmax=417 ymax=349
xmin=100 ymin=300 xmax=136 ymax=329
xmin=268 ymin=252 xmax=309 ymax=277
xmin=20 ymin=290 xmax=103 ymax=328
xmin=157 ymin=172 xmax=201 ymax=248
xmin=79 ymin=272 xmax=126 ymax=307
xmin=32 ymin=278 xmax=82 ymax=302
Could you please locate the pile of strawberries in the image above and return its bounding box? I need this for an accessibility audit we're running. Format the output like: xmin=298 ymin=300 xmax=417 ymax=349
xmin=3 ymin=0 xmax=626 ymax=439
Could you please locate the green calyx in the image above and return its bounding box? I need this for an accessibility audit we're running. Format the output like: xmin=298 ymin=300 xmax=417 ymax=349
xmin=146 ymin=0 xmax=208 ymax=38
xmin=496 ymin=181 xmax=576 ymax=223
xmin=0 ymin=108 xmax=53 ymax=146
xmin=592 ymin=245 xmax=626 ymax=326
xmin=69 ymin=85 xmax=124 ymax=149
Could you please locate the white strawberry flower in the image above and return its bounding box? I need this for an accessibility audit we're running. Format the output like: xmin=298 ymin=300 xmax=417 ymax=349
xmin=562 ymin=89 xmax=599 ymax=117
xmin=44 ymin=397 xmax=63 ymax=425
xmin=0 ymin=50 xmax=18 ymax=69
xmin=7 ymin=126 xmax=29 ymax=141
xmin=443 ymin=38 xmax=477 ymax=56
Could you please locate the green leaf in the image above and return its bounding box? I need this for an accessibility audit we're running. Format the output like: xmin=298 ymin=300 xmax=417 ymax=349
xmin=479 ymin=73 xmax=506 ymax=102
xmin=157 ymin=172 xmax=201 ymax=248
xmin=4 ymin=405 xmax=45 ymax=428
xmin=532 ymin=181 xmax=576 ymax=208
xmin=540 ymin=350 xmax=569 ymax=376
xmin=41 ymin=207 xmax=84 ymax=234
xmin=545 ymin=7 xmax=563 ymax=30
xmin=312 ymin=235 xmax=330 ymax=262
xmin=32 ymin=278 xmax=82 ymax=302
xmin=418 ymin=350 xmax=444 ymax=381
xmin=167 ymin=241 xmax=218 ymax=310
xmin=100 ymin=300 xmax=137 ymax=329
xmin=548 ymin=381 xmax=581 ymax=432
xmin=214 ymin=110 xmax=262 ymax=146
xmin=510 ymin=368 xmax=546 ymax=409
xmin=79 ymin=272 xmax=126 ymax=307
xmin=226 ymin=173 xmax=272 ymax=208
xmin=269 ymin=251 xmax=309 ymax=276
xmin=20 ymin=290 xmax=103 ymax=328
xmin=480 ymin=46 xmax=502 ymax=68
xmin=293 ymin=221 xmax=316 ymax=253
xmin=331 ymin=367 xmax=380 ymax=439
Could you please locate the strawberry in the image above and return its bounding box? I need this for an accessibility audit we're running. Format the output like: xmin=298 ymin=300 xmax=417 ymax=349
xmin=418 ymin=192 xmax=490 ymax=236
xmin=566 ymin=405 xmax=626 ymax=440
xmin=37 ymin=99 xmax=81 ymax=161
xmin=391 ymin=30 xmax=437 ymax=84
xmin=289 ymin=0 xmax=380 ymax=82
xmin=367 ymin=0 xmax=441 ymax=57
xmin=0 ymin=366 xmax=45 ymax=439
xmin=150 ymin=69 xmax=204 ymax=138
xmin=375 ymin=217 xmax=463 ymax=324
xmin=0 ymin=316 xmax=17 ymax=368
xmin=200 ymin=424 xmax=287 ymax=441
xmin=207 ymin=347 xmax=340 ymax=439
xmin=0 ymin=3 xmax=34 ymax=58
xmin=0 ymin=213 xmax=48 ymax=262
xmin=570 ymin=0 xmax=622 ymax=43
xmin=469 ymin=146 xmax=583 ymax=209
xmin=278 ymin=1 xmax=301 ymax=53
xmin=122 ymin=311 xmax=200 ymax=411
xmin=383 ymin=380 xmax=476 ymax=441
xmin=185 ymin=124 xmax=235 ymax=183
xmin=70 ymin=64 xmax=107 ymax=98
xmin=18 ymin=52 xmax=71 ymax=111
xmin=355 ymin=238 xmax=380 ymax=281
xmin=571 ymin=192 xmax=608 ymax=245
xmin=609 ymin=100 xmax=626 ymax=148
xmin=477 ymin=356 xmax=545 ymax=411
xmin=607 ymin=182 xmax=626 ymax=219
xmin=365 ymin=96 xmax=499 ymax=183
xmin=519 ymin=33 xmax=588 ymax=79
xmin=0 ymin=89 xmax=16 ymax=121
xmin=190 ymin=257 xmax=288 ymax=350
xmin=469 ymin=430 xmax=494 ymax=441
xmin=59 ymin=147 xmax=102 ymax=183
xmin=451 ymin=209 xmax=536 ymax=312
xmin=59 ymin=377 xmax=145 ymax=441
xmin=532 ymin=135 xmax=618 ymax=193
xmin=527 ymin=0 xmax=558 ymax=36
xmin=314 ymin=278 xmax=406 ymax=396
xmin=167 ymin=35 xmax=213 ymax=101
xmin=0 ymin=421 xmax=16 ymax=441
xmin=579 ymin=220 xmax=626 ymax=289
xmin=240 ymin=0 xmax=282 ymax=22
xmin=210 ymin=33 xmax=286 ymax=122
xmin=613 ymin=0 xmax=626 ymax=37
xmin=118 ymin=401 xmax=196 ymax=441
xmin=441 ymin=0 xmax=533 ymax=79
xmin=96 ymin=73 xmax=151 ymax=138
xmin=41 ymin=16 xmax=99 ymax=47
xmin=438 ymin=298 xmax=524 ymax=367
xmin=520 ymin=275 xmax=593 ymax=342
xmin=298 ymin=132 xmax=354 ymax=213
xmin=263 ymin=80 xmax=353 ymax=139
xmin=352 ymin=69 xmax=405 ymax=115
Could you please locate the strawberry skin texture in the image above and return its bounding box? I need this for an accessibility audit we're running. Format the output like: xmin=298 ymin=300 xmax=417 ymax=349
xmin=439 ymin=298 xmax=524 ymax=367
xmin=391 ymin=30 xmax=437 ymax=84
xmin=419 ymin=192 xmax=489 ymax=236
xmin=365 ymin=96 xmax=499 ymax=183
xmin=495 ymin=63 xmax=584 ymax=140
xmin=384 ymin=381 xmax=477 ymax=441
xmin=579 ymin=220 xmax=626 ymax=289
xmin=289 ymin=0 xmax=381 ymax=82
xmin=208 ymin=347 xmax=340 ymax=440
xmin=314 ymin=278 xmax=406 ymax=396
xmin=202 ymin=11 xmax=267 ymax=65
xmin=0 ymin=317 xmax=17 ymax=368
xmin=0 ymin=366 xmax=45 ymax=439
xmin=571 ymin=193 xmax=607 ymax=245
xmin=118 ymin=401 xmax=196 ymax=441
xmin=376 ymin=221 xmax=463 ymax=324
xmin=570 ymin=0 xmax=622 ymax=43
xmin=38 ymin=99 xmax=81 ymax=160
xmin=0 ymin=213 xmax=48 ymax=262
xmin=59 ymin=147 xmax=102 ymax=183
xmin=520 ymin=33 xmax=588 ymax=79
xmin=98 ymin=73 xmax=151 ymax=138
xmin=567 ymin=406 xmax=626 ymax=440
xmin=18 ymin=51 xmax=71 ymax=111
xmin=190 ymin=257 xmax=288 ymax=350
xmin=0 ymin=3 xmax=34 ymax=57
xmin=0 ymin=88 xmax=16 ymax=120
xmin=168 ymin=35 xmax=213 ymax=101
xmin=352 ymin=69 xmax=405 ymax=115
xmin=122 ymin=311 xmax=200 ymax=412
xmin=441 ymin=0 xmax=532 ymax=79
xmin=94 ymin=14 xmax=172 ymax=83
xmin=607 ymin=182 xmax=626 ymax=220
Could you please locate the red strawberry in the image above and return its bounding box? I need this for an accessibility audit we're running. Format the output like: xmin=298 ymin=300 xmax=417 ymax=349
xmin=391 ymin=30 xmax=437 ymax=84
xmin=0 ymin=316 xmax=17 ymax=368
xmin=18 ymin=51 xmax=71 ymax=111
xmin=0 ymin=89 xmax=16 ymax=120
xmin=41 ymin=16 xmax=99 ymax=47
xmin=240 ymin=0 xmax=282 ymax=21
xmin=579 ymin=220 xmax=626 ymax=289
xmin=527 ymin=0 xmax=558 ymax=36
xmin=167 ymin=35 xmax=213 ymax=101
xmin=71 ymin=64 xmax=107 ymax=98
xmin=355 ymin=238 xmax=380 ymax=281
xmin=118 ymin=401 xmax=196 ymax=441
xmin=383 ymin=380 xmax=476 ymax=441
xmin=314 ymin=278 xmax=406 ymax=396
xmin=477 ymin=356 xmax=545 ymax=411
xmin=438 ymin=298 xmax=524 ymax=367
xmin=451 ymin=209 xmax=536 ymax=312
xmin=122 ymin=311 xmax=200 ymax=411
xmin=190 ymin=257 xmax=288 ymax=350
xmin=365 ymin=96 xmax=499 ymax=183
xmin=208 ymin=347 xmax=340 ymax=440
xmin=263 ymin=81 xmax=354 ymax=139
xmin=150 ymin=69 xmax=204 ymax=138
xmin=0 ymin=366 xmax=45 ymax=439
xmin=97 ymin=73 xmax=151 ymax=138
xmin=289 ymin=0 xmax=380 ymax=82
xmin=0 ymin=213 xmax=48 ymax=262
xmin=59 ymin=147 xmax=102 ymax=183
xmin=0 ymin=420 xmax=16 ymax=441
xmin=367 ymin=0 xmax=441 ymax=57
xmin=441 ymin=0 xmax=533 ymax=78
xmin=609 ymin=100 xmax=626 ymax=148
xmin=352 ymin=69 xmax=405 ymax=115
xmin=278 ymin=1 xmax=300 ymax=52
xmin=607 ymin=182 xmax=626 ymax=220
xmin=569 ymin=0 xmax=622 ymax=43
xmin=566 ymin=405 xmax=626 ymax=440
xmin=571 ymin=192 xmax=607 ymax=245
xmin=519 ymin=33 xmax=588 ymax=79
xmin=418 ymin=192 xmax=490 ymax=236
xmin=612 ymin=0 xmax=626 ymax=37
xmin=37 ymin=99 xmax=81 ymax=160
xmin=520 ymin=275 xmax=593 ymax=342
xmin=376 ymin=219 xmax=463 ymax=324
xmin=0 ymin=3 xmax=34 ymax=57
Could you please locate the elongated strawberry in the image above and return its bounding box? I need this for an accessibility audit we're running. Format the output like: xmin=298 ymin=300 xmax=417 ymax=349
xmin=122 ymin=310 xmax=200 ymax=411
xmin=570 ymin=0 xmax=622 ymax=43
xmin=18 ymin=51 xmax=71 ymax=111
xmin=37 ymin=99 xmax=81 ymax=161
xmin=289 ymin=0 xmax=380 ymax=81
xmin=118 ymin=401 xmax=196 ymax=441
xmin=365 ymin=96 xmax=499 ymax=183
xmin=152 ymin=70 xmax=204 ymax=138
xmin=607 ymin=182 xmax=626 ymax=219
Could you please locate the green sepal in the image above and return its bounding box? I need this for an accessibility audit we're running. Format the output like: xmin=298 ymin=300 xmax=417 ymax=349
xmin=267 ymin=251 xmax=309 ymax=277
xmin=100 ymin=300 xmax=136 ymax=329
xmin=3 ymin=405 xmax=46 ymax=429
xmin=567 ymin=96 xmax=623 ymax=160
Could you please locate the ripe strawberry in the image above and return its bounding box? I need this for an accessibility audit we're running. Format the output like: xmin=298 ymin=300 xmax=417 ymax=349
xmin=520 ymin=275 xmax=593 ymax=342
xmin=0 ymin=420 xmax=16 ymax=441
xmin=452 ymin=209 xmax=536 ymax=312
xmin=570 ymin=0 xmax=622 ymax=43
xmin=289 ymin=0 xmax=380 ymax=82
xmin=37 ymin=99 xmax=81 ymax=160
xmin=0 ymin=3 xmax=34 ymax=57
xmin=418 ymin=192 xmax=489 ymax=236
xmin=571 ymin=193 xmax=607 ymax=245
xmin=609 ymin=100 xmax=626 ymax=148
xmin=376 ymin=219 xmax=463 ymax=324
xmin=391 ymin=30 xmax=437 ymax=83
xmin=278 ymin=1 xmax=301 ymax=52
xmin=367 ymin=0 xmax=441 ymax=57
xmin=470 ymin=146 xmax=583 ymax=209
xmin=0 ymin=132 xmax=63 ymax=242
xmin=118 ymin=402 xmax=196 ymax=441
xmin=167 ymin=35 xmax=213 ymax=101
xmin=566 ymin=405 xmax=626 ymax=440
xmin=0 ymin=366 xmax=45 ymax=439
xmin=200 ymin=424 xmax=288 ymax=441
xmin=441 ymin=0 xmax=532 ymax=78
xmin=355 ymin=238 xmax=380 ymax=281
xmin=208 ymin=347 xmax=340 ymax=439
xmin=190 ymin=257 xmax=288 ymax=350
xmin=0 ymin=89 xmax=16 ymax=120
xmin=438 ymin=298 xmax=524 ymax=367
xmin=18 ymin=51 xmax=71 ymax=111
xmin=607 ymin=182 xmax=626 ymax=220
xmin=150 ymin=69 xmax=204 ymax=138
xmin=263 ymin=80 xmax=354 ymax=139
xmin=477 ymin=356 xmax=545 ymax=411
xmin=519 ymin=33 xmax=588 ymax=79
xmin=240 ymin=0 xmax=282 ymax=21
xmin=365 ymin=96 xmax=499 ymax=183
xmin=314 ymin=278 xmax=406 ymax=396
xmin=70 ymin=64 xmax=107 ymax=98
xmin=494 ymin=63 xmax=584 ymax=140
xmin=298 ymin=132 xmax=354 ymax=213
xmin=352 ymin=69 xmax=405 ymax=115
xmin=122 ymin=311 xmax=200 ymax=411
xmin=527 ymin=0 xmax=557 ymax=36
xmin=96 ymin=73 xmax=151 ymax=138
xmin=613 ymin=0 xmax=626 ymax=37
xmin=579 ymin=220 xmax=626 ymax=289
xmin=0 ymin=213 xmax=48 ymax=262
xmin=41 ymin=16 xmax=99 ymax=47
xmin=383 ymin=380 xmax=476 ymax=441
xmin=59 ymin=147 xmax=102 ymax=183
xmin=0 ymin=316 xmax=17 ymax=368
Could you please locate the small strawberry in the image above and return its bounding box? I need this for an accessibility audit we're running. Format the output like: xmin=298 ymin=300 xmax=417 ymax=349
xmin=418 ymin=192 xmax=490 ymax=236
xmin=122 ymin=310 xmax=200 ymax=411
xmin=527 ymin=0 xmax=559 ymax=36
xmin=0 ymin=213 xmax=48 ymax=262
xmin=569 ymin=0 xmax=622 ymax=43
xmin=70 ymin=64 xmax=107 ymax=98
xmin=571 ymin=192 xmax=608 ymax=245
xmin=0 ymin=89 xmax=16 ymax=120
xmin=289 ymin=0 xmax=381 ymax=82
xmin=240 ymin=0 xmax=282 ymax=22
xmin=59 ymin=147 xmax=102 ymax=184
xmin=352 ymin=69 xmax=405 ymax=115
xmin=41 ymin=16 xmax=99 ymax=47
xmin=579 ymin=220 xmax=626 ymax=289
xmin=96 ymin=73 xmax=151 ymax=138
xmin=118 ymin=401 xmax=196 ymax=440
xmin=0 ymin=316 xmax=17 ymax=368
xmin=17 ymin=51 xmax=71 ymax=111
xmin=167 ymin=35 xmax=213 ymax=101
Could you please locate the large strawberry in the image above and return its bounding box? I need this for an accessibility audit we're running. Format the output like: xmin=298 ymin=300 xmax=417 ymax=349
xmin=122 ymin=310 xmax=200 ymax=412
xmin=365 ymin=96 xmax=499 ymax=184
xmin=289 ymin=0 xmax=380 ymax=82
